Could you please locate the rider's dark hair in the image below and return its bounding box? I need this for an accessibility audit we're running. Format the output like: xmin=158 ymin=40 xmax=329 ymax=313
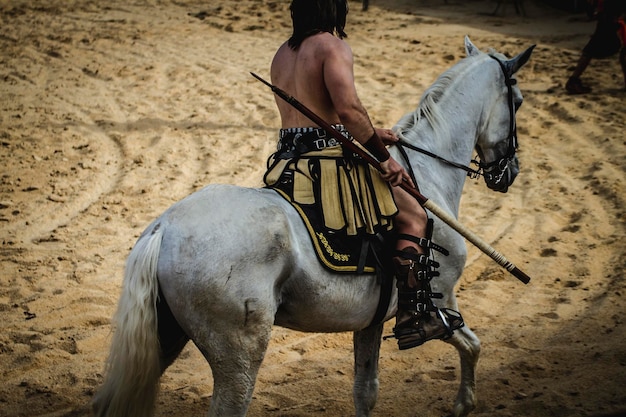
xmin=288 ymin=0 xmax=348 ymax=50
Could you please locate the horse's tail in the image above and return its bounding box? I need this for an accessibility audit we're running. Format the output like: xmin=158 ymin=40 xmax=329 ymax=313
xmin=93 ymin=225 xmax=164 ymax=417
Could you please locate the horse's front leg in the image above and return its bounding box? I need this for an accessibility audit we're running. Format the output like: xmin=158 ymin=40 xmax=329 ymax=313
xmin=353 ymin=324 xmax=384 ymax=417
xmin=445 ymin=325 xmax=481 ymax=417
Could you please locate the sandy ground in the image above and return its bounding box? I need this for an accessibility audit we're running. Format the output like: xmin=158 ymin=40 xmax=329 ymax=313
xmin=1 ymin=0 xmax=625 ymax=416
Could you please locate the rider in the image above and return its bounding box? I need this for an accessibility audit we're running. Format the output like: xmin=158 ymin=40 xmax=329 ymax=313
xmin=268 ymin=0 xmax=463 ymax=350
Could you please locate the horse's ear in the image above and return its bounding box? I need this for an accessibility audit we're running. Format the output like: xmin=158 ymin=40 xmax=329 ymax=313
xmin=464 ymin=36 xmax=480 ymax=57
xmin=506 ymin=44 xmax=536 ymax=76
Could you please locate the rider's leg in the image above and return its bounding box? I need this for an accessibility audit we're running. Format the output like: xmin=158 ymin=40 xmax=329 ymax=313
xmin=391 ymin=185 xmax=427 ymax=254
xmin=390 ymin=187 xmax=464 ymax=350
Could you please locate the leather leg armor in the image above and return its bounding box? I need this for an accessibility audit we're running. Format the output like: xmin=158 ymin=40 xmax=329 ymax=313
xmin=390 ymin=221 xmax=464 ymax=350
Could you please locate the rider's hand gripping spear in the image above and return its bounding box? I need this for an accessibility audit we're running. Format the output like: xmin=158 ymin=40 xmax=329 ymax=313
xmin=251 ymin=72 xmax=531 ymax=285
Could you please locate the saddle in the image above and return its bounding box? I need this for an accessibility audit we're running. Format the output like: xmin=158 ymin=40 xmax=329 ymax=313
xmin=264 ymin=126 xmax=398 ymax=274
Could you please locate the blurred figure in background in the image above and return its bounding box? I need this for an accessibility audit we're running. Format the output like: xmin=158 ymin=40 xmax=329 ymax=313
xmin=566 ymin=0 xmax=626 ymax=94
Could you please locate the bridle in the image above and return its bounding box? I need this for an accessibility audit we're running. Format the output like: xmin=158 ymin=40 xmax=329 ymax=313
xmin=396 ymin=54 xmax=519 ymax=186
xmin=478 ymin=55 xmax=519 ymax=187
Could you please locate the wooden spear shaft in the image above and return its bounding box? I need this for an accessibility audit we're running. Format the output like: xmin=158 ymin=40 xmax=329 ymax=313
xmin=251 ymin=72 xmax=530 ymax=284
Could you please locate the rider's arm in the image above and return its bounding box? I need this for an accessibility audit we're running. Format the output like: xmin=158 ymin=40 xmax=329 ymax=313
xmin=322 ymin=39 xmax=378 ymax=145
xmin=323 ymin=39 xmax=411 ymax=184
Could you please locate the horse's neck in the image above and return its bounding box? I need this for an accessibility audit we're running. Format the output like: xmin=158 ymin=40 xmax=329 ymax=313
xmin=395 ymin=56 xmax=499 ymax=215
xmin=397 ymin=103 xmax=480 ymax=216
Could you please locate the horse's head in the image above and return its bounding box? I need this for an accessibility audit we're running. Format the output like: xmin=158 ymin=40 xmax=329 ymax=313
xmin=466 ymin=37 xmax=535 ymax=193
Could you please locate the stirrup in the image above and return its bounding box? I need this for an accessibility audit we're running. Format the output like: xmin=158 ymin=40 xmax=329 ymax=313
xmin=384 ymin=308 xmax=465 ymax=350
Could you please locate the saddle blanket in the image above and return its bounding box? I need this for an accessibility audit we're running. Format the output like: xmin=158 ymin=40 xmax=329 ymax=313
xmin=272 ymin=186 xmax=387 ymax=273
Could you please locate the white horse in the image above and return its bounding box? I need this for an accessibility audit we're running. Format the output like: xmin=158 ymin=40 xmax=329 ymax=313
xmin=93 ymin=37 xmax=534 ymax=417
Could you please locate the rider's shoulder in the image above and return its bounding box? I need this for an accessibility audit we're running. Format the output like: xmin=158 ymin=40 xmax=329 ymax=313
xmin=307 ymin=32 xmax=351 ymax=53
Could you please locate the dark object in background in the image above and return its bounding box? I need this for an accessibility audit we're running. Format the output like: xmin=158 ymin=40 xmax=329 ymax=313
xmin=540 ymin=0 xmax=590 ymax=12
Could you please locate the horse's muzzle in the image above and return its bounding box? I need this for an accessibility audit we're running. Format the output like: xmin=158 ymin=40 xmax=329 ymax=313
xmin=483 ymin=156 xmax=519 ymax=193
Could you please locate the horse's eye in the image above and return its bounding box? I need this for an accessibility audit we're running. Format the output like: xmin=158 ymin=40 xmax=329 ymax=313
xmin=514 ymin=100 xmax=522 ymax=111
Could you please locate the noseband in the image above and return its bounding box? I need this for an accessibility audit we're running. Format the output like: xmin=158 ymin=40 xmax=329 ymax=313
xmin=477 ymin=55 xmax=519 ymax=186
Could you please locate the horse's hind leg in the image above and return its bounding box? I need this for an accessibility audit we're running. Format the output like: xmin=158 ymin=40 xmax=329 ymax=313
xmin=353 ymin=324 xmax=384 ymax=417
xmin=190 ymin=306 xmax=274 ymax=417
xmin=446 ymin=326 xmax=481 ymax=417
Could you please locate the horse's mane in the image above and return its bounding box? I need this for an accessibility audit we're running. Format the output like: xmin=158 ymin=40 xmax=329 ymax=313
xmin=394 ymin=51 xmax=501 ymax=149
